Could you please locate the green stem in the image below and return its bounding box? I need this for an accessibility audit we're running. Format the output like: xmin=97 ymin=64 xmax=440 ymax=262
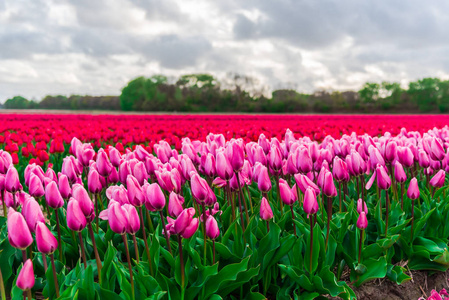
xmin=325 ymin=196 xmax=332 ymax=250
xmin=54 ymin=209 xmax=63 ymax=262
xmin=50 ymin=254 xmax=60 ymax=298
xmin=385 ymin=191 xmax=389 ymax=237
xmin=122 ymin=235 xmax=135 ymax=300
xmin=132 ymin=234 xmax=140 ymax=264
xmin=411 ymin=199 xmax=415 ymax=242
xmin=158 ymin=210 xmax=172 ymax=255
xmin=78 ymin=231 xmax=87 ymax=269
xmin=309 ymin=215 xmax=314 ymax=273
xmin=358 ymin=229 xmax=363 ymax=264
xmin=290 ymin=205 xmax=297 ymax=237
xmin=88 ymin=223 xmax=102 ymax=285
xmin=0 ymin=267 xmax=5 ymax=300
xmin=139 ymin=207 xmax=155 ymax=276
xmin=178 ymin=235 xmax=185 ymax=300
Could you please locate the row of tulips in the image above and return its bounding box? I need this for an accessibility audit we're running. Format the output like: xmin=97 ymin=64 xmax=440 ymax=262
xmin=2 ymin=123 xmax=449 ymax=299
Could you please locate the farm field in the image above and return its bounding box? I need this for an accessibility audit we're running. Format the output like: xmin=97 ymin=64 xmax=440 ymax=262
xmin=1 ymin=113 xmax=449 ymax=299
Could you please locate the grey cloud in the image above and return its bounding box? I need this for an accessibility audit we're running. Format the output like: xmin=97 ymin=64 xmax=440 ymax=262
xmin=140 ymin=34 xmax=212 ymax=68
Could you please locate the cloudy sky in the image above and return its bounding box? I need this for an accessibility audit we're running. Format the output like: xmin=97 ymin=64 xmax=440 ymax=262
xmin=1 ymin=0 xmax=449 ymax=101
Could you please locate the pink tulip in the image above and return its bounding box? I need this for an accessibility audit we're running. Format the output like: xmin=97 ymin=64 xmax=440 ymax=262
xmin=430 ymin=170 xmax=446 ymax=188
xmin=72 ymin=185 xmax=95 ymax=221
xmin=190 ymin=173 xmax=211 ymax=203
xmin=108 ymin=201 xmax=128 ymax=234
xmin=168 ymin=192 xmax=184 ymax=217
xmin=61 ymin=157 xmax=78 ymax=183
xmin=16 ymin=259 xmax=35 ymax=291
xmin=260 ymin=197 xmax=273 ymax=220
xmin=407 ymin=178 xmax=420 ymax=199
xmin=366 ymin=164 xmax=391 ymax=190
xmin=88 ymin=169 xmax=102 ymax=194
xmin=35 ymin=222 xmax=58 ymax=254
xmin=323 ymin=171 xmax=337 ymax=197
xmin=172 ymin=207 xmax=198 ymax=238
xmin=145 ymin=183 xmax=166 ymax=211
xmin=133 ymin=161 xmax=148 ymax=186
xmin=45 ymin=181 xmax=64 ymax=209
xmin=385 ymin=141 xmax=397 ymax=163
xmin=297 ymin=147 xmax=313 ymax=174
xmin=205 ymin=215 xmax=220 ymax=240
xmin=8 ymin=209 xmax=33 ymax=250
xmin=28 ymin=173 xmax=45 ymax=198
xmin=5 ymin=166 xmax=20 ymax=193
xmin=109 ymin=147 xmax=122 ymax=167
xmin=357 ymin=211 xmax=368 ymax=230
xmin=397 ymin=146 xmax=414 ymax=168
xmin=279 ymin=179 xmax=296 ymax=206
xmin=357 ymin=198 xmax=368 ymax=214
xmin=58 ymin=173 xmax=71 ymax=199
xmin=226 ymin=140 xmax=245 ymax=172
xmin=126 ymin=175 xmax=145 ymax=207
xmin=303 ymin=187 xmax=318 ymax=215
xmin=22 ymin=197 xmax=45 ymax=233
xmin=333 ymin=157 xmax=349 ymax=182
xmin=394 ymin=161 xmax=407 ymax=183
xmin=294 ymin=173 xmax=320 ymax=195
xmin=215 ymin=151 xmax=234 ymax=181
xmin=430 ymin=138 xmax=445 ymax=161
xmin=268 ymin=145 xmax=283 ymax=172
xmin=97 ymin=149 xmax=113 ymax=177
xmin=122 ymin=204 xmax=140 ymax=234
xmin=201 ymin=153 xmax=216 ymax=177
xmin=67 ymin=198 xmax=87 ymax=231
xmin=257 ymin=165 xmax=272 ymax=193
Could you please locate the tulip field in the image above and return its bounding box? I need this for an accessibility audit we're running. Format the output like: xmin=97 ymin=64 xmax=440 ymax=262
xmin=3 ymin=113 xmax=449 ymax=300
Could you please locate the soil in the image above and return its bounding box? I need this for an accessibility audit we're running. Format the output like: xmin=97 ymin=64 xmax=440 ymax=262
xmin=329 ymin=269 xmax=449 ymax=300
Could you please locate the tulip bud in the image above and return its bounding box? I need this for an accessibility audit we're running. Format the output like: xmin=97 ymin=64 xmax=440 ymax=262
xmin=28 ymin=173 xmax=45 ymax=198
xmin=357 ymin=198 xmax=368 ymax=214
xmin=257 ymin=165 xmax=272 ymax=193
xmin=333 ymin=157 xmax=349 ymax=182
xmin=97 ymin=149 xmax=113 ymax=177
xmin=397 ymin=146 xmax=414 ymax=168
xmin=190 ymin=173 xmax=211 ymax=203
xmin=215 ymin=151 xmax=234 ymax=181
xmin=45 ymin=181 xmax=64 ymax=209
xmin=418 ymin=150 xmax=430 ymax=168
xmin=205 ymin=215 xmax=220 ymax=240
xmin=108 ymin=201 xmax=128 ymax=234
xmin=35 ymin=222 xmax=58 ymax=254
xmin=430 ymin=138 xmax=446 ymax=161
xmin=168 ymin=192 xmax=184 ymax=217
xmin=122 ymin=204 xmax=140 ymax=235
xmin=88 ymin=169 xmax=103 ymax=194
xmin=201 ymin=153 xmax=216 ymax=177
xmin=5 ymin=166 xmax=20 ymax=193
xmin=323 ymin=171 xmax=337 ymax=197
xmin=22 ymin=197 xmax=45 ymax=233
xmin=430 ymin=170 xmax=446 ymax=188
xmin=297 ymin=147 xmax=313 ymax=174
xmin=385 ymin=141 xmax=397 ymax=163
xmin=260 ymin=197 xmax=273 ymax=220
xmin=268 ymin=145 xmax=283 ymax=172
xmin=133 ymin=161 xmax=148 ymax=186
xmin=8 ymin=209 xmax=33 ymax=250
xmin=407 ymin=177 xmax=420 ymax=200
xmin=72 ymin=185 xmax=95 ymax=221
xmin=126 ymin=175 xmax=145 ymax=207
xmin=58 ymin=173 xmax=71 ymax=199
xmin=16 ymin=259 xmax=35 ymax=291
xmin=356 ymin=211 xmax=368 ymax=230
xmin=279 ymin=179 xmax=296 ymax=206
xmin=226 ymin=140 xmax=245 ymax=172
xmin=67 ymin=198 xmax=87 ymax=231
xmin=145 ymin=183 xmax=166 ymax=211
xmin=109 ymin=147 xmax=122 ymax=167
xmin=303 ymin=187 xmax=318 ymax=215
xmin=394 ymin=161 xmax=407 ymax=183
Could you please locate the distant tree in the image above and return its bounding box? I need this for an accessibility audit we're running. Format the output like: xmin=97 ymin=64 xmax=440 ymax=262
xmin=408 ymin=78 xmax=440 ymax=112
xmin=4 ymin=96 xmax=33 ymax=109
xmin=358 ymin=82 xmax=380 ymax=103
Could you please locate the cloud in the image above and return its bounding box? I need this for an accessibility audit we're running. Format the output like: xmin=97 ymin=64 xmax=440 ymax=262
xmin=1 ymin=0 xmax=449 ymax=101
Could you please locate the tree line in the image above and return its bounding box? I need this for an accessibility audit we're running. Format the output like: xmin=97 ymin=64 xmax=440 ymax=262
xmin=3 ymin=75 xmax=449 ymax=113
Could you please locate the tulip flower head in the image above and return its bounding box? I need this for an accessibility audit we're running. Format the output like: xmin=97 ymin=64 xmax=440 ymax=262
xmin=303 ymin=187 xmax=318 ymax=216
xmin=205 ymin=215 xmax=220 ymax=240
xmin=8 ymin=209 xmax=33 ymax=250
xmin=35 ymin=222 xmax=58 ymax=254
xmin=16 ymin=259 xmax=35 ymax=291
xmin=407 ymin=177 xmax=420 ymax=200
xmin=357 ymin=211 xmax=368 ymax=230
xmin=260 ymin=197 xmax=273 ymax=220
xmin=430 ymin=170 xmax=446 ymax=188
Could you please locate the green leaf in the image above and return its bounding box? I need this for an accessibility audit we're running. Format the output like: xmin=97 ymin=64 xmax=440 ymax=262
xmin=78 ymin=265 xmax=95 ymax=300
xmin=203 ymin=257 xmax=251 ymax=299
xmin=386 ymin=264 xmax=411 ymax=285
xmin=350 ymin=256 xmax=387 ymax=287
